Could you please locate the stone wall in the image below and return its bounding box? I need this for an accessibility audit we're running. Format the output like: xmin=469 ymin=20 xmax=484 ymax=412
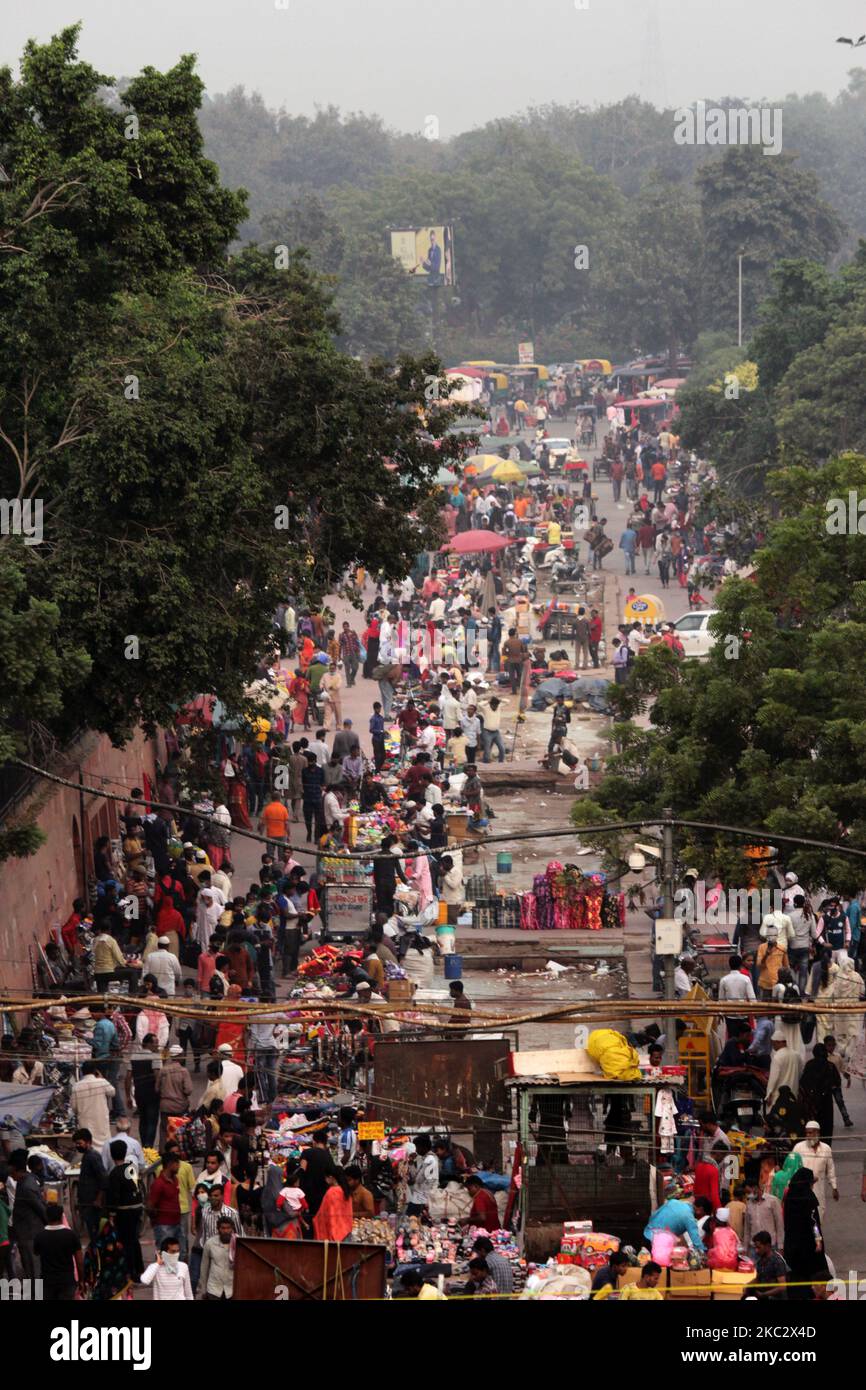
xmin=0 ymin=729 xmax=160 ymax=995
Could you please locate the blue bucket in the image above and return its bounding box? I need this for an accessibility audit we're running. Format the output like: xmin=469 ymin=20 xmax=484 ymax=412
xmin=443 ymin=953 xmax=463 ymax=981
xmin=497 ymin=851 xmax=512 ymax=874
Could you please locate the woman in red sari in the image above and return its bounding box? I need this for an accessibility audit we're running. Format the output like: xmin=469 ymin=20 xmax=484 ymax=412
xmin=289 ymin=670 xmax=310 ymax=729
xmin=298 ymin=636 xmax=315 ymax=673
xmin=215 ymin=983 xmax=246 ymax=1055
xmin=223 ymin=754 xmax=252 ymax=830
xmin=312 ymin=1170 xmax=353 ymax=1242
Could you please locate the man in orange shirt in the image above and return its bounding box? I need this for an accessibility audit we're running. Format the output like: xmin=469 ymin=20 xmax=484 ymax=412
xmin=259 ymin=796 xmax=290 ymax=850
xmin=650 ymin=458 xmax=667 ymax=506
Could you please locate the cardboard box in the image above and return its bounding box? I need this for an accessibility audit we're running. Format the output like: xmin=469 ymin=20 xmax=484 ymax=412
xmin=711 ymin=1270 xmax=755 ymax=1300
xmin=387 ymin=979 xmax=416 ymax=1002
xmin=668 ymin=1268 xmax=712 ymax=1299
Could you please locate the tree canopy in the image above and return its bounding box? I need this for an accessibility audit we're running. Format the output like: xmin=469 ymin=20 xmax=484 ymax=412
xmin=573 ymin=453 xmax=866 ymax=892
xmin=0 ymin=28 xmax=465 ymax=858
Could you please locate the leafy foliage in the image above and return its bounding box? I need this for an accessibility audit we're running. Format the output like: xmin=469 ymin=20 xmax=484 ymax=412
xmin=574 ymin=455 xmax=866 ymax=891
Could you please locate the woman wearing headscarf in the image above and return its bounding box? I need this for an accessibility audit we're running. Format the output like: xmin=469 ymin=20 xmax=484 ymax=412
xmin=288 ymin=670 xmax=311 ymax=730
xmin=770 ymin=1149 xmax=802 ymax=1201
xmin=80 ymin=1215 xmax=133 ymax=1301
xmin=827 ymin=952 xmax=865 ymax=1068
xmin=207 ymin=804 xmax=232 ymax=872
xmin=193 ymin=888 xmax=223 ymax=951
xmin=783 ymin=1167 xmax=826 ymax=1300
xmin=223 ymin=753 xmax=252 ymax=830
xmin=407 ymin=842 xmax=433 ymax=913
xmin=154 ymin=892 xmax=186 ymax=962
xmin=362 ymin=614 xmax=380 ymax=679
xmin=812 ymin=950 xmax=837 ymax=1041
xmin=399 ymin=933 xmax=436 ymax=990
xmin=298 ymin=635 xmax=316 ymax=675
xmin=798 ymin=1042 xmax=841 ymax=1138
xmin=261 ymin=1161 xmax=287 ymax=1237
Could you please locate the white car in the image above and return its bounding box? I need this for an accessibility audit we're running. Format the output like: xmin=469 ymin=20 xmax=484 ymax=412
xmin=542 ymin=438 xmax=572 ymax=469
xmin=673 ymin=609 xmax=719 ymax=658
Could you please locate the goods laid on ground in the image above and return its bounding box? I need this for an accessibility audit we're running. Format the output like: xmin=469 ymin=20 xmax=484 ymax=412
xmin=519 ymin=861 xmax=624 ymax=930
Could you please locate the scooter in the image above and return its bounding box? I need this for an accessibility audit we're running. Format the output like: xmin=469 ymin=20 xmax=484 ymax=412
xmin=550 ymin=558 xmax=586 ymax=594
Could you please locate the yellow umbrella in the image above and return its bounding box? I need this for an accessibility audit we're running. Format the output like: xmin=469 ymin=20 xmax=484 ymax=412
xmin=479 ymin=457 xmax=524 ymax=484
xmin=464 ymin=453 xmax=506 ymax=474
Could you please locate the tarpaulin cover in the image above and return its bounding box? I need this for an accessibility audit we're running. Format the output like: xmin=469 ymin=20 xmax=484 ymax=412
xmin=585 ymin=1030 xmax=642 ymax=1082
xmin=0 ymin=1082 xmax=56 ymax=1133
xmin=530 ymin=677 xmax=612 ymax=713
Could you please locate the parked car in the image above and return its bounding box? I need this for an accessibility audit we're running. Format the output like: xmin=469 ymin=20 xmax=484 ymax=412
xmin=673 ymin=609 xmax=719 ymax=658
xmin=542 ymin=438 xmax=572 ymax=473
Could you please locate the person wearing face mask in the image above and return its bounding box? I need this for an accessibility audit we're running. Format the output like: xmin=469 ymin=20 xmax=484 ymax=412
xmin=198 ymin=1215 xmax=236 ymax=1300
xmin=742 ymin=1176 xmax=784 ymax=1253
xmin=140 ymin=1235 xmax=193 ymax=1300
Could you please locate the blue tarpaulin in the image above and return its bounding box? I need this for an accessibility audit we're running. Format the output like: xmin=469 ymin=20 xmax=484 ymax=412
xmin=0 ymin=1081 xmax=55 ymax=1134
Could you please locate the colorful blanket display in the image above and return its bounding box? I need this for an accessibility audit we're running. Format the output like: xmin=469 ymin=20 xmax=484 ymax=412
xmin=519 ymin=861 xmax=625 ymax=930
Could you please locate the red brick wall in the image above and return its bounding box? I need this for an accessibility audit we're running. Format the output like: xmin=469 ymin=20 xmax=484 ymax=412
xmin=0 ymin=729 xmax=160 ymax=995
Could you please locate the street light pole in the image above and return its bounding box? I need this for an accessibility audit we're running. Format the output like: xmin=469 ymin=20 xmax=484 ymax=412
xmin=737 ymin=247 xmax=745 ymax=348
xmin=660 ymin=807 xmax=678 ymax=1063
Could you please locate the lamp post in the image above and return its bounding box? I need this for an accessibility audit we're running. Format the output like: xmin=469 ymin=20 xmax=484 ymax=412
xmin=737 ymin=247 xmax=745 ymax=348
xmin=660 ymin=808 xmax=679 ymax=1062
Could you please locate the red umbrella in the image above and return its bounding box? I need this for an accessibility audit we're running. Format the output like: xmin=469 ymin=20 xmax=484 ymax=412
xmin=441 ymin=530 xmax=515 ymax=554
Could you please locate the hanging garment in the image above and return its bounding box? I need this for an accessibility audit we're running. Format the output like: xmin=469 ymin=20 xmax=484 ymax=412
xmin=654 ymin=1086 xmax=678 ymax=1155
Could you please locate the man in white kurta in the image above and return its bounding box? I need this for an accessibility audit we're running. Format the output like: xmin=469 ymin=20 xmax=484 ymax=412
xmin=765 ymin=1032 xmax=804 ymax=1109
xmin=793 ymin=1124 xmax=839 ymax=1215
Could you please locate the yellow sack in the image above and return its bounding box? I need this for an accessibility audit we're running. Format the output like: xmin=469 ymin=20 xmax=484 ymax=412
xmin=586 ymin=1028 xmax=642 ymax=1081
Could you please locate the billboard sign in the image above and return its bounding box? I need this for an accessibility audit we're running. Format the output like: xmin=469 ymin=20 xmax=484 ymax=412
xmin=518 ymin=340 xmax=535 ymax=364
xmin=389 ymin=225 xmax=455 ymax=286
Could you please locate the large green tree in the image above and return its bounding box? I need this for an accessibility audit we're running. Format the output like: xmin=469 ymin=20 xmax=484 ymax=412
xmin=0 ymin=29 xmax=464 ymax=860
xmin=573 ymin=454 xmax=866 ymax=891
xmin=696 ymin=147 xmax=843 ymax=338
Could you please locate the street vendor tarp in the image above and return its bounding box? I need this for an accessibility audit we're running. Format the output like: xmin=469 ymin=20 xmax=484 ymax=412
xmin=530 ymin=677 xmax=611 ymax=714
xmin=0 ymin=1082 xmax=56 ymax=1133
xmin=441 ymin=529 xmax=514 ymax=555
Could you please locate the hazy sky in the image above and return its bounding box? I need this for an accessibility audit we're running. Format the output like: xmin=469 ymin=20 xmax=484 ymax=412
xmin=9 ymin=0 xmax=864 ymax=137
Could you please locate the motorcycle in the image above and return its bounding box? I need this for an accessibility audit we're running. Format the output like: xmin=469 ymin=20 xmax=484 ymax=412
xmin=506 ymin=564 xmax=537 ymax=600
xmin=714 ymin=1070 xmax=766 ymax=1134
xmin=550 ymin=558 xmax=586 ymax=594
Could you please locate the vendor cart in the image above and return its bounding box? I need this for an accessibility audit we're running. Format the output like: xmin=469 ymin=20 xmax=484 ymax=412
xmin=320 ymin=880 xmax=374 ymax=943
xmin=592 ymin=454 xmax=612 ymax=481
xmin=509 ymin=1058 xmax=683 ymax=1261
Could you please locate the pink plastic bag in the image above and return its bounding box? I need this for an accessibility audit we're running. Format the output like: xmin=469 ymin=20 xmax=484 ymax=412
xmin=651 ymin=1230 xmax=676 ymax=1267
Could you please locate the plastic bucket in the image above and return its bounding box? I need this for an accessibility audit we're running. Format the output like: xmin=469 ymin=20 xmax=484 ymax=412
xmin=436 ymin=926 xmax=456 ymax=954
xmin=497 ymin=851 xmax=512 ymax=874
xmin=443 ymin=953 xmax=463 ymax=981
